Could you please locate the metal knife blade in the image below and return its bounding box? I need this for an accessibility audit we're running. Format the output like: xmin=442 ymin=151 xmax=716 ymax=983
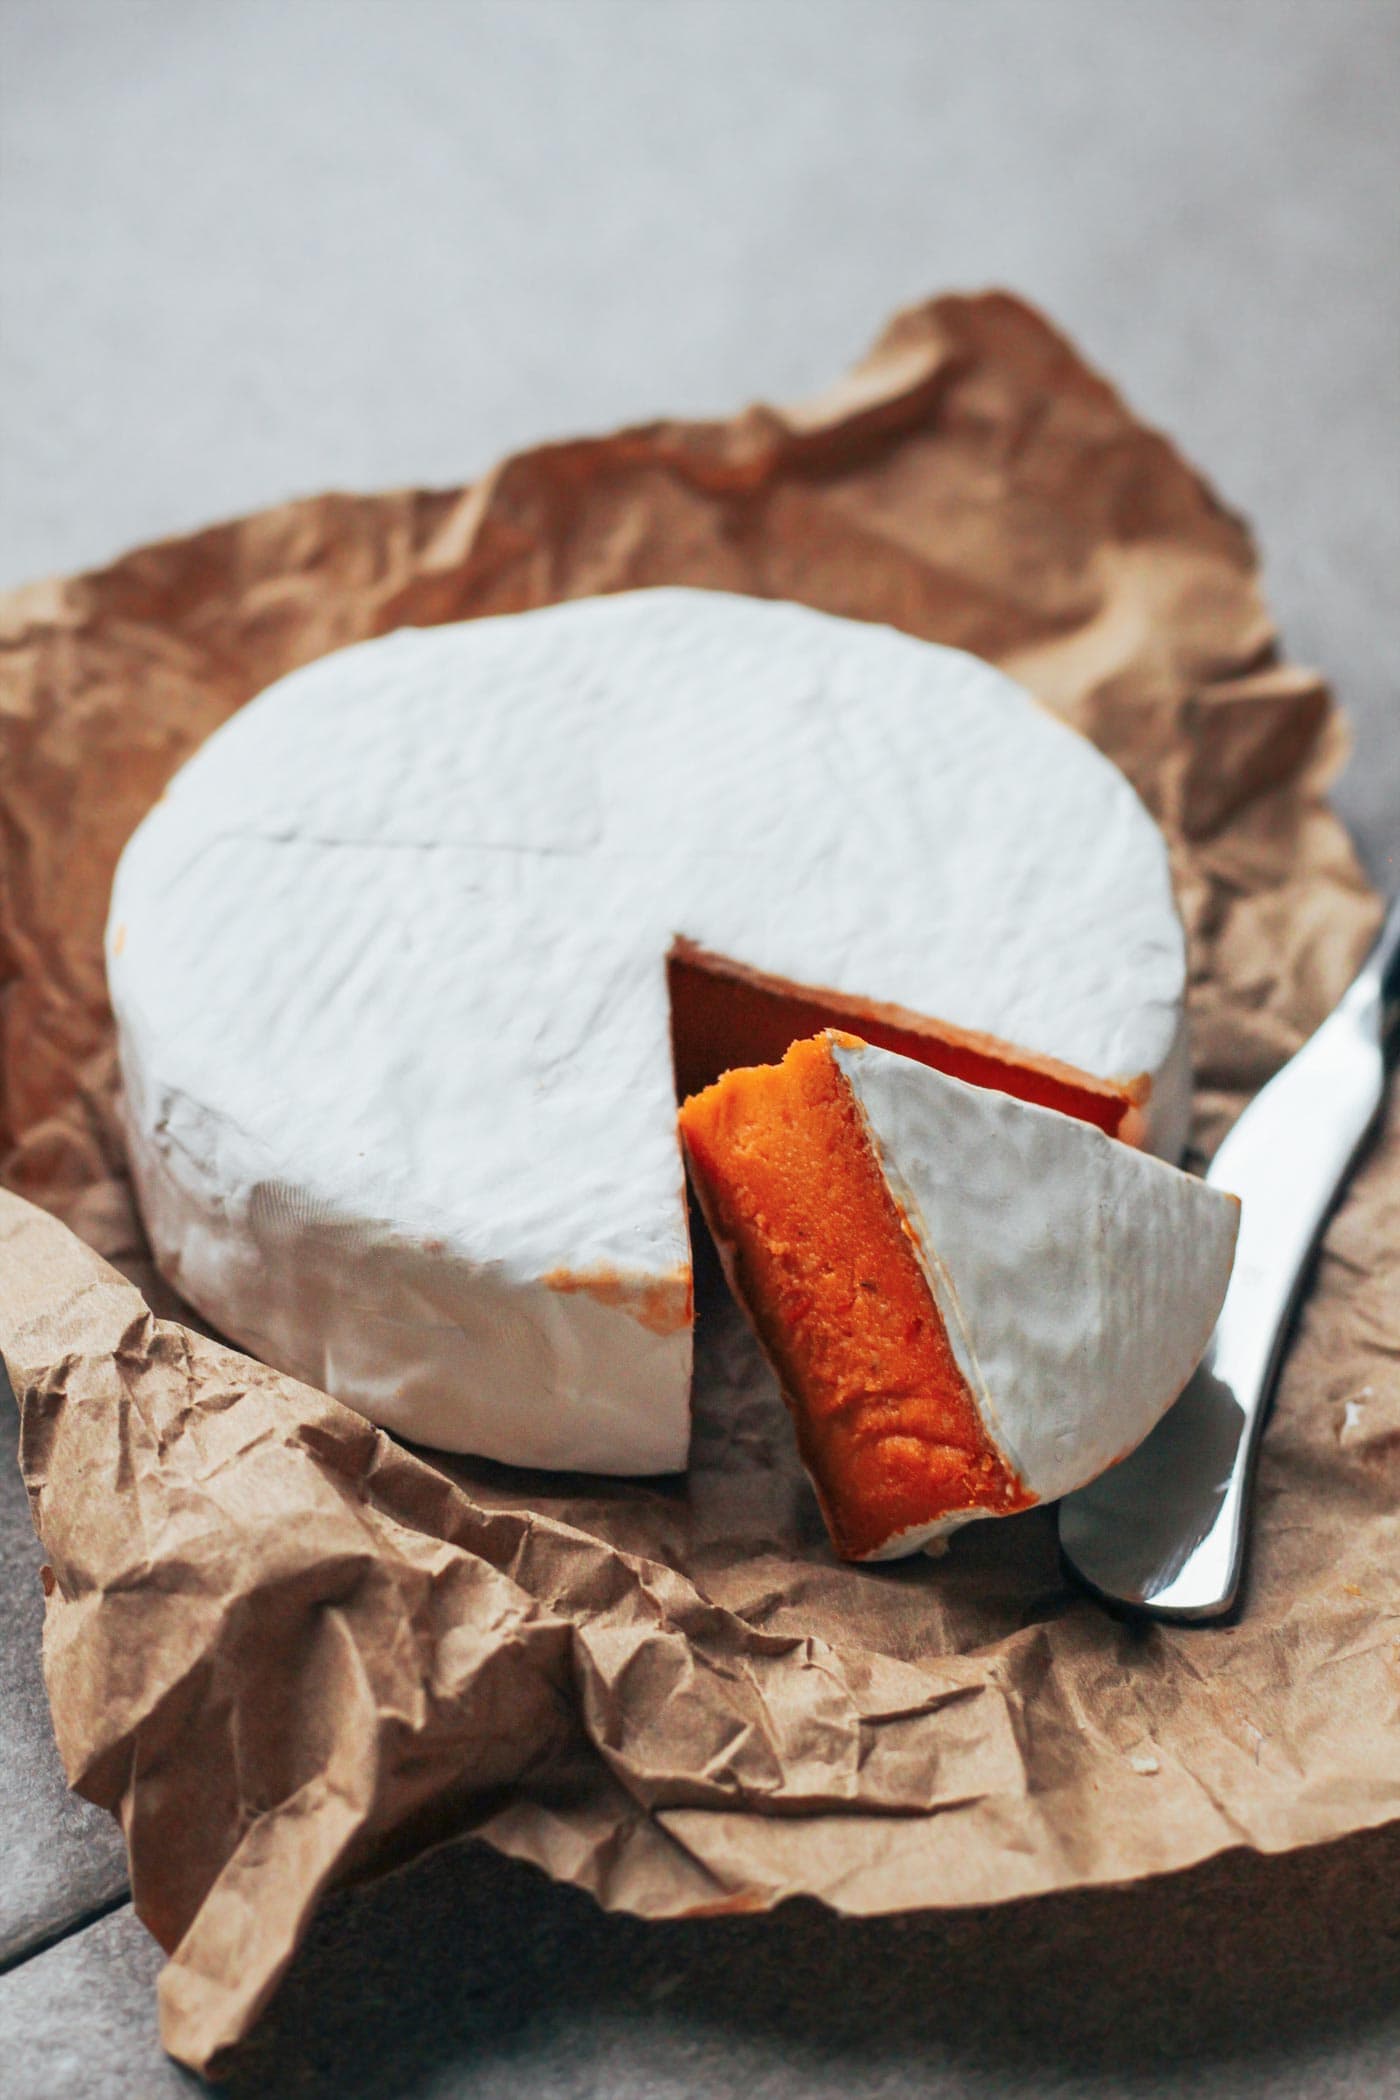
xmin=1058 ymin=890 xmax=1400 ymax=1621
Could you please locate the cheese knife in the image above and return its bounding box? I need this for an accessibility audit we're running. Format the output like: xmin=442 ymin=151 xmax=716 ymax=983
xmin=1058 ymin=889 xmax=1400 ymax=1621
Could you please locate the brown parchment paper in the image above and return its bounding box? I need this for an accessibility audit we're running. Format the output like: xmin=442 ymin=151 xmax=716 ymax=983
xmin=1 ymin=293 xmax=1395 ymax=2079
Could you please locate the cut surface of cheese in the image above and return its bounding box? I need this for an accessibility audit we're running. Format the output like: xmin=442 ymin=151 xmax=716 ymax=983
xmin=107 ymin=589 xmax=1190 ymax=1473
xmin=680 ymin=1032 xmax=1238 ymax=1559
xmin=667 ymin=942 xmax=1139 ymax=1140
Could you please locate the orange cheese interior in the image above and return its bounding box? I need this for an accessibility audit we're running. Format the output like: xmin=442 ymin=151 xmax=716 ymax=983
xmin=679 ymin=1033 xmax=1033 ymax=1561
xmin=668 ymin=940 xmax=1138 ymax=1141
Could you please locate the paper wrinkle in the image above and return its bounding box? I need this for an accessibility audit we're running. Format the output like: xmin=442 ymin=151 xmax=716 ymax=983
xmin=0 ymin=290 xmax=1394 ymax=2079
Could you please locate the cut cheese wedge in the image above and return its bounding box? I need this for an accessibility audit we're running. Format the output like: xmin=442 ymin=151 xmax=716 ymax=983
xmin=108 ymin=589 xmax=1191 ymax=1473
xmin=680 ymin=1032 xmax=1239 ymax=1560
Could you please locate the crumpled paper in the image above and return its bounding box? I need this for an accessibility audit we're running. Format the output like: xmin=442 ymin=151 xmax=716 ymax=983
xmin=1 ymin=292 xmax=1394 ymax=2079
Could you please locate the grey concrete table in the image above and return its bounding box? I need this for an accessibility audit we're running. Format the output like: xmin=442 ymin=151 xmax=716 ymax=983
xmin=1 ymin=2 xmax=1396 ymax=2093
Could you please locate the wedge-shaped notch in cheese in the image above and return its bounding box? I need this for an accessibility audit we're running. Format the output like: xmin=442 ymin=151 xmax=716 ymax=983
xmin=679 ymin=1033 xmax=1239 ymax=1561
xmin=108 ymin=590 xmax=1191 ymax=1474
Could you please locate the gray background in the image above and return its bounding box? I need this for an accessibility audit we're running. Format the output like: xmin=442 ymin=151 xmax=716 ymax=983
xmin=1 ymin=1 xmax=1397 ymax=2094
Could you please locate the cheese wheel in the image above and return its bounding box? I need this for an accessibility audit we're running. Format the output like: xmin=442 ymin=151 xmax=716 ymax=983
xmin=680 ymin=1032 xmax=1238 ymax=1559
xmin=107 ymin=589 xmax=1190 ymax=1473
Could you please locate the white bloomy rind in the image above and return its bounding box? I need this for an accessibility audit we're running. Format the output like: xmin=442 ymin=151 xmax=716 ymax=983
xmin=108 ymin=589 xmax=1189 ymax=1473
xmin=833 ymin=1040 xmax=1240 ymax=1517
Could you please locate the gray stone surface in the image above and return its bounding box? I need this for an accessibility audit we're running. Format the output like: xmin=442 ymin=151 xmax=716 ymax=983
xmin=2 ymin=1823 xmax=1400 ymax=2099
xmin=0 ymin=0 xmax=1396 ymax=2092
xmin=0 ymin=1371 xmax=128 ymax=1969
xmin=1 ymin=0 xmax=1396 ymax=881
